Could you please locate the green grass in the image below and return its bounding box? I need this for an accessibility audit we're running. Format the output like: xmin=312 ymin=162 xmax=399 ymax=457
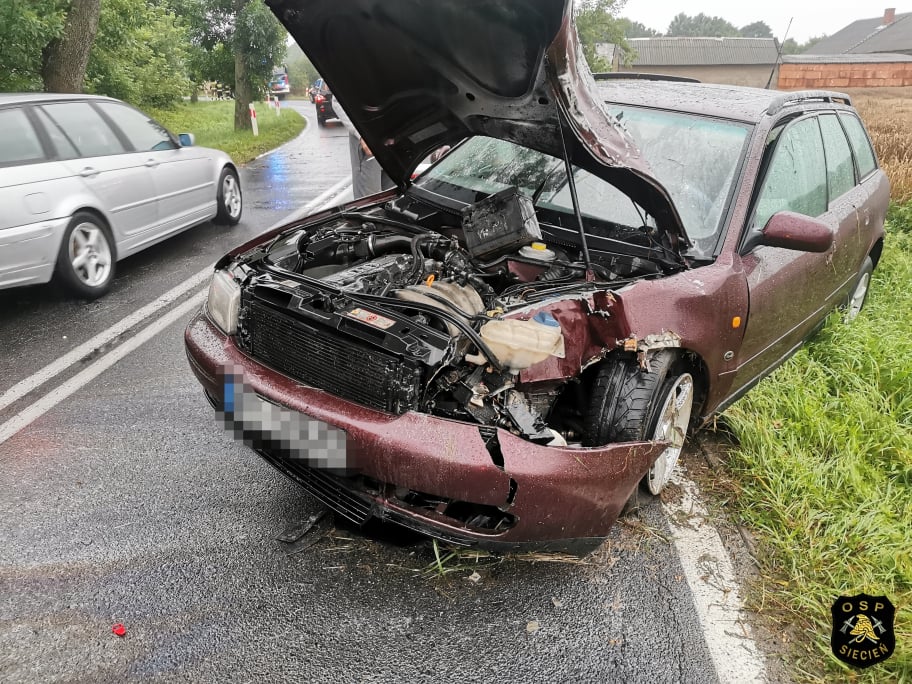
xmin=147 ymin=100 xmax=305 ymax=164
xmin=722 ymin=217 xmax=912 ymax=682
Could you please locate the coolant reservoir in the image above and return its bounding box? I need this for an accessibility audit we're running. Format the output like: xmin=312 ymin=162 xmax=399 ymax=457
xmin=477 ymin=311 xmax=565 ymax=372
xmin=518 ymin=242 xmax=557 ymax=263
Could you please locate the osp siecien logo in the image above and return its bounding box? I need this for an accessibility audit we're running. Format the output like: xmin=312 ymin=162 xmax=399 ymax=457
xmin=830 ymin=593 xmax=895 ymax=668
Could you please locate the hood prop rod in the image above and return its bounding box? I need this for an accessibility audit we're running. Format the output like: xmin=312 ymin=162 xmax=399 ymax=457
xmin=556 ymin=112 xmax=593 ymax=273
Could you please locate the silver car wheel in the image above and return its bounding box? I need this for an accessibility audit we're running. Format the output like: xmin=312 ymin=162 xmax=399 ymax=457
xmin=222 ymin=174 xmax=242 ymax=220
xmin=68 ymin=222 xmax=112 ymax=287
xmin=645 ymin=373 xmax=694 ymax=495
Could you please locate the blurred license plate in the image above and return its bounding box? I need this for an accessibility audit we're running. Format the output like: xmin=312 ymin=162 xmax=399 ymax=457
xmin=221 ymin=374 xmax=348 ymax=468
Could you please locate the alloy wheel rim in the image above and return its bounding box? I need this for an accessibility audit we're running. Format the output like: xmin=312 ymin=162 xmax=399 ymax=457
xmin=646 ymin=373 xmax=694 ymax=495
xmin=68 ymin=222 xmax=112 ymax=287
xmin=847 ymin=272 xmax=870 ymax=320
xmin=223 ymin=175 xmax=241 ymax=219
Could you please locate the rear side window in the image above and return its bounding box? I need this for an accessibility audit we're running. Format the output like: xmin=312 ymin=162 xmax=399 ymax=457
xmin=32 ymin=106 xmax=80 ymax=160
xmin=819 ymin=114 xmax=855 ymax=202
xmin=753 ymin=117 xmax=828 ymax=229
xmin=96 ymin=102 xmax=176 ymax=152
xmin=0 ymin=108 xmax=45 ymax=165
xmin=39 ymin=102 xmax=126 ymax=158
xmin=840 ymin=113 xmax=877 ymax=178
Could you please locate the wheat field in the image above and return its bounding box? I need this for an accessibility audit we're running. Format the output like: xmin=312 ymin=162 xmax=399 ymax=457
xmin=843 ymin=87 xmax=912 ymax=202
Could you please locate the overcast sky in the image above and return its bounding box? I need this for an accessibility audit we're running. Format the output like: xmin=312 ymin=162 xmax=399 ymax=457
xmin=622 ymin=1 xmax=893 ymax=43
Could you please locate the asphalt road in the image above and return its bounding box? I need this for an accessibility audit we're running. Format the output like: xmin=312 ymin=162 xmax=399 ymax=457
xmin=1 ymin=101 xmax=738 ymax=682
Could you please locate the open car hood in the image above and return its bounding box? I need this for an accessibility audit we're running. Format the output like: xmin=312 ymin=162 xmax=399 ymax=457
xmin=266 ymin=0 xmax=689 ymax=249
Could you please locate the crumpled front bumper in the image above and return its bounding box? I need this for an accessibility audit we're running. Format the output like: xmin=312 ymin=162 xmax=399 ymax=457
xmin=185 ymin=311 xmax=666 ymax=551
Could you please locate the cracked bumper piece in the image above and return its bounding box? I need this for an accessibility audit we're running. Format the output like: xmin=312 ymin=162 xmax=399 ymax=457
xmin=185 ymin=311 xmax=666 ymax=551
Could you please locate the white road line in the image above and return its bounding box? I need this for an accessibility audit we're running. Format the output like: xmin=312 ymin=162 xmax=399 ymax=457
xmin=285 ymin=175 xmax=352 ymax=224
xmin=0 ymin=291 xmax=206 ymax=446
xmin=0 ymin=269 xmax=211 ymax=414
xmin=665 ymin=472 xmax=768 ymax=683
xmin=0 ymin=179 xmax=351 ymax=417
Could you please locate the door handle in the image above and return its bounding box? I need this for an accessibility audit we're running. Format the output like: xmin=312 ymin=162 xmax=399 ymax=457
xmin=144 ymin=159 xmax=160 ymax=168
xmin=78 ymin=167 xmax=99 ymax=178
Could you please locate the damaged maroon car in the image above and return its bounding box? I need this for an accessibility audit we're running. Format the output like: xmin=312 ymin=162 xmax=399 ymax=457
xmin=185 ymin=0 xmax=888 ymax=553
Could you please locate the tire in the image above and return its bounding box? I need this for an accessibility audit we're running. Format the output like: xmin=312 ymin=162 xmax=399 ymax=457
xmin=844 ymin=256 xmax=874 ymax=322
xmin=55 ymin=212 xmax=116 ymax=299
xmin=585 ymin=350 xmax=695 ymax=498
xmin=317 ymin=115 xmax=326 ymax=127
xmin=214 ymin=167 xmax=242 ymax=226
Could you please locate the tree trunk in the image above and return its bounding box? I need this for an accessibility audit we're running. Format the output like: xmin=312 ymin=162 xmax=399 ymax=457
xmin=233 ymin=51 xmax=252 ymax=131
xmin=41 ymin=0 xmax=101 ymax=93
xmin=190 ymin=86 xmax=199 ymax=104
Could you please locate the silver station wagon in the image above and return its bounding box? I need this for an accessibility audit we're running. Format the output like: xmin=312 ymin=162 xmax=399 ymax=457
xmin=0 ymin=93 xmax=243 ymax=298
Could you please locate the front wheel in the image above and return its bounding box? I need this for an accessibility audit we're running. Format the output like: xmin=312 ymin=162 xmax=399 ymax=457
xmin=214 ymin=167 xmax=242 ymax=225
xmin=585 ymin=350 xmax=695 ymax=498
xmin=55 ymin=212 xmax=116 ymax=299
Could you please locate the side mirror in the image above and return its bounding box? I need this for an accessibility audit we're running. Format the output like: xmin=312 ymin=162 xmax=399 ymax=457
xmin=178 ymin=133 xmax=195 ymax=147
xmin=757 ymin=211 xmax=833 ymax=253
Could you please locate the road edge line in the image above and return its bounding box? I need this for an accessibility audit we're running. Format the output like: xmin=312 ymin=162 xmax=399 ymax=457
xmin=665 ymin=472 xmax=769 ymax=683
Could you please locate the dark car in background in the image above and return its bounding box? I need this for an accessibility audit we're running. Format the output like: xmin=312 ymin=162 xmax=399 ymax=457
xmin=185 ymin=0 xmax=888 ymax=552
xmin=310 ymin=78 xmax=336 ymax=127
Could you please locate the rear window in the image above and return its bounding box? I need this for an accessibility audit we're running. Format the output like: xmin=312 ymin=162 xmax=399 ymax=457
xmin=840 ymin=113 xmax=877 ymax=178
xmin=0 ymin=108 xmax=45 ymax=165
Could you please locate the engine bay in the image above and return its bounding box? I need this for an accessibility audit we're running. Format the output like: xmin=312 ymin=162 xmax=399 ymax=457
xmin=232 ymin=190 xmax=666 ymax=446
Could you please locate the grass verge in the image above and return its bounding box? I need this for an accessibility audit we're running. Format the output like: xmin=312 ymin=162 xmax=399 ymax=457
xmin=148 ymin=100 xmax=305 ymax=164
xmin=722 ymin=219 xmax=912 ymax=681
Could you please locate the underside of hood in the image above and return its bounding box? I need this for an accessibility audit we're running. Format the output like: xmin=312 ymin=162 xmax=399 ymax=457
xmin=266 ymin=0 xmax=688 ymax=248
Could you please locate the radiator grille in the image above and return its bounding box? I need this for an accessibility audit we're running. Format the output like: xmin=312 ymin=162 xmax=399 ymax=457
xmin=241 ymin=300 xmax=421 ymax=413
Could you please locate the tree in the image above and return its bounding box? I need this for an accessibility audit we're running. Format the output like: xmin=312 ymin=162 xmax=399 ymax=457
xmin=41 ymin=0 xmax=102 ymax=92
xmin=619 ymin=18 xmax=658 ymax=39
xmin=174 ymin=0 xmax=286 ymax=130
xmin=575 ymin=0 xmax=630 ymax=72
xmin=86 ymin=0 xmax=190 ymax=108
xmin=286 ymin=43 xmax=320 ymax=97
xmin=666 ymin=13 xmax=740 ymax=38
xmin=780 ymin=35 xmax=828 ymax=55
xmin=740 ymin=21 xmax=773 ymax=38
xmin=0 ymin=0 xmax=66 ymax=91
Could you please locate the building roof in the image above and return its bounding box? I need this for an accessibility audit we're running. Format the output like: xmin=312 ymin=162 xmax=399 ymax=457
xmin=783 ymin=53 xmax=912 ymax=63
xmin=626 ymin=37 xmax=779 ymax=66
xmin=805 ymin=12 xmax=912 ymax=54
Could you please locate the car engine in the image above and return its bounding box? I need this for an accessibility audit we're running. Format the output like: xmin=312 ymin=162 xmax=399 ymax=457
xmin=231 ymin=191 xmax=654 ymax=446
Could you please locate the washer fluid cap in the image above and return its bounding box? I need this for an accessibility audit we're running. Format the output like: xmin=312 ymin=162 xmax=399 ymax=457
xmin=519 ymin=243 xmax=556 ymax=262
xmin=532 ymin=311 xmax=560 ymax=328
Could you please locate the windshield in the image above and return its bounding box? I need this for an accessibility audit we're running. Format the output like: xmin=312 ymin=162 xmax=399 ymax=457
xmin=414 ymin=108 xmax=750 ymax=259
xmin=608 ymin=106 xmax=750 ymax=253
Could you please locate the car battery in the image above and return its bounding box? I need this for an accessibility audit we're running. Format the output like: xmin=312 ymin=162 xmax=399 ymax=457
xmin=461 ymin=187 xmax=542 ymax=260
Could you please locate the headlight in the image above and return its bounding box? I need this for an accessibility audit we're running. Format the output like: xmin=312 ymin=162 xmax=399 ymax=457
xmin=207 ymin=269 xmax=241 ymax=335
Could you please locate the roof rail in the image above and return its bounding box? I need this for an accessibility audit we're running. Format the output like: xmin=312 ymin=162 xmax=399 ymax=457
xmin=766 ymin=91 xmax=852 ymax=115
xmin=592 ymin=72 xmax=701 ymax=84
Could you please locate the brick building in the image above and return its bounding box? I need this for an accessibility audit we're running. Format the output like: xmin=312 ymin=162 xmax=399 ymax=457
xmin=777 ymin=8 xmax=912 ymax=88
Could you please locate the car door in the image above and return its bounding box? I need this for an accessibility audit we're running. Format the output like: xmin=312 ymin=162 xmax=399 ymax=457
xmin=730 ymin=115 xmax=845 ymax=391
xmin=0 ymin=106 xmax=69 ymax=288
xmin=96 ymin=101 xmax=217 ymax=243
xmin=38 ymin=100 xmax=159 ymax=253
xmin=838 ymin=111 xmax=890 ymax=270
